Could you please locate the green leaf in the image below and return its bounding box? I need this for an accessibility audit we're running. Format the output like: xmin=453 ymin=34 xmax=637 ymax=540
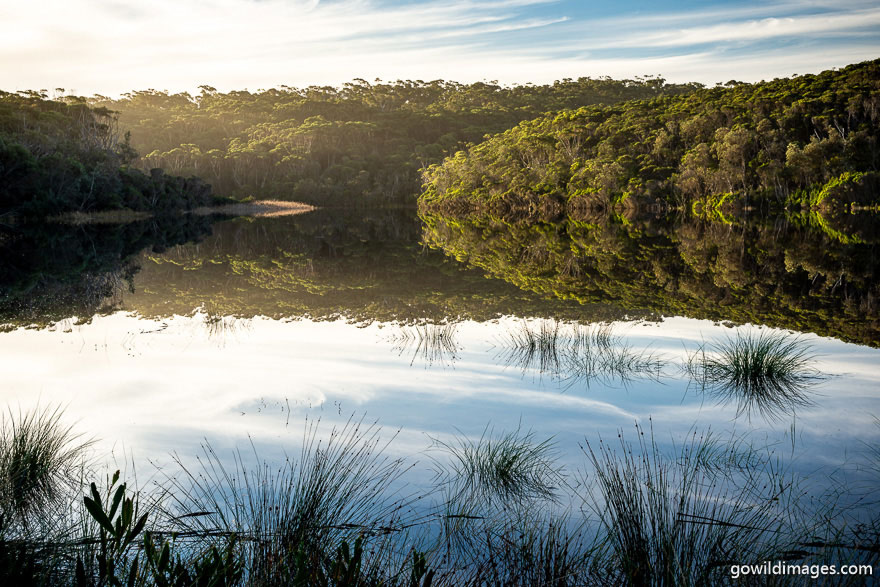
xmin=126 ymin=556 xmax=139 ymax=587
xmin=84 ymin=495 xmax=116 ymax=537
xmin=124 ymin=513 xmax=148 ymax=549
xmin=109 ymin=483 xmax=125 ymax=521
xmin=90 ymin=482 xmax=102 ymax=506
xmin=159 ymin=542 xmax=170 ymax=572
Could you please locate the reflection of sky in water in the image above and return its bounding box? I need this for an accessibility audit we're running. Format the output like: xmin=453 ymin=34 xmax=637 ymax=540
xmin=1 ymin=313 xmax=878 ymax=502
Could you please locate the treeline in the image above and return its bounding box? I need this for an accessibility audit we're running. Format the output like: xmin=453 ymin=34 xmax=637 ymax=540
xmin=0 ymin=91 xmax=214 ymax=218
xmin=93 ymin=77 xmax=700 ymax=206
xmin=420 ymin=59 xmax=880 ymax=213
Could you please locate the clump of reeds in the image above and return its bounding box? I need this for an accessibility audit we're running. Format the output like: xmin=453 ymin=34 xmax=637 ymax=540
xmin=0 ymin=406 xmax=92 ymax=525
xmin=565 ymin=323 xmax=663 ymax=388
xmin=499 ymin=320 xmax=564 ymax=376
xmin=429 ymin=425 xmax=563 ymax=508
xmin=199 ymin=302 xmax=251 ymax=343
xmin=0 ymin=406 xmax=93 ymax=586
xmin=449 ymin=508 xmax=598 ymax=586
xmin=582 ymin=422 xmax=798 ymax=586
xmin=390 ymin=322 xmax=459 ymax=367
xmin=497 ymin=320 xmax=663 ymax=388
xmin=158 ymin=416 xmax=421 ymax=584
xmin=686 ymin=330 xmax=823 ymax=420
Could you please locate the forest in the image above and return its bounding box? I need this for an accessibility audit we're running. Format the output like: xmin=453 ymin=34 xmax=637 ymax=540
xmin=0 ymin=92 xmax=215 ymax=218
xmin=420 ymin=59 xmax=880 ymax=214
xmin=90 ymin=77 xmax=698 ymax=206
xmin=6 ymin=62 xmax=878 ymax=216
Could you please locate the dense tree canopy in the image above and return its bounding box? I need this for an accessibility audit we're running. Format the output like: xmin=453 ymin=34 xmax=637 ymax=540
xmin=0 ymin=91 xmax=214 ymax=217
xmin=93 ymin=77 xmax=699 ymax=205
xmin=420 ymin=59 xmax=880 ymax=213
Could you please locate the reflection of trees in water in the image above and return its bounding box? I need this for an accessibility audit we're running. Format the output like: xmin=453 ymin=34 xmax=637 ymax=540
xmin=421 ymin=208 xmax=880 ymax=347
xmin=495 ymin=320 xmax=663 ymax=388
xmin=388 ymin=322 xmax=460 ymax=368
xmin=686 ymin=330 xmax=823 ymax=422
xmin=0 ymin=215 xmax=215 ymax=329
xmin=128 ymin=210 xmax=640 ymax=325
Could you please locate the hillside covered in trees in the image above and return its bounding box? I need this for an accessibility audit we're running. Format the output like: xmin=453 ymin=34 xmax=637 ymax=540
xmin=420 ymin=59 xmax=880 ymax=214
xmin=93 ymin=77 xmax=699 ymax=206
xmin=0 ymin=92 xmax=215 ymax=218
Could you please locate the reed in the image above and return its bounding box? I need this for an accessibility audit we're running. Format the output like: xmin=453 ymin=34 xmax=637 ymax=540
xmin=429 ymin=425 xmax=563 ymax=509
xmin=582 ymin=423 xmax=800 ymax=586
xmin=0 ymin=406 xmax=93 ymax=586
xmin=157 ymin=416 xmax=422 ymax=585
xmin=0 ymin=405 xmax=92 ymax=525
xmin=3 ymin=406 xmax=875 ymax=585
xmin=497 ymin=320 xmax=664 ymax=388
xmin=687 ymin=330 xmax=822 ymax=420
xmin=390 ymin=322 xmax=459 ymax=367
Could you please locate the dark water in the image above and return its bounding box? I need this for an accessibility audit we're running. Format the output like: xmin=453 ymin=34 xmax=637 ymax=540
xmin=1 ymin=207 xmax=878 ymax=528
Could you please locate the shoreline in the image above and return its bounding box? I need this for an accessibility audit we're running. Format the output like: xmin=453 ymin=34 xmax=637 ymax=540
xmin=49 ymin=200 xmax=316 ymax=224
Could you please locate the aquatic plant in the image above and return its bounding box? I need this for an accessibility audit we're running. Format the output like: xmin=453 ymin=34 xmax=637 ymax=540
xmin=158 ymin=416 xmax=422 ymax=585
xmin=390 ymin=322 xmax=460 ymax=368
xmin=199 ymin=302 xmax=252 ymax=343
xmin=0 ymin=405 xmax=92 ymax=524
xmin=582 ymin=423 xmax=798 ymax=586
xmin=2 ymin=406 xmax=877 ymax=585
xmin=687 ymin=330 xmax=823 ymax=420
xmin=448 ymin=508 xmax=598 ymax=586
xmin=496 ymin=320 xmax=663 ymax=388
xmin=498 ymin=319 xmax=564 ymax=377
xmin=428 ymin=425 xmax=563 ymax=508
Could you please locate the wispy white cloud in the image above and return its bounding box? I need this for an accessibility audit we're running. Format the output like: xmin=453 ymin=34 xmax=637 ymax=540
xmin=0 ymin=0 xmax=877 ymax=94
xmin=594 ymin=7 xmax=880 ymax=48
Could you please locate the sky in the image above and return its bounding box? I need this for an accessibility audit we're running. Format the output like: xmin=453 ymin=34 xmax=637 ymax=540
xmin=1 ymin=0 xmax=879 ymax=96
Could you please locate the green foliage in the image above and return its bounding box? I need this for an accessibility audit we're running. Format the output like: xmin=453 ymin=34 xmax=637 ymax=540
xmin=0 ymin=92 xmax=214 ymax=218
xmin=420 ymin=59 xmax=880 ymax=212
xmin=142 ymin=533 xmax=242 ymax=587
xmin=91 ymin=77 xmax=699 ymax=206
xmin=77 ymin=471 xmax=148 ymax=587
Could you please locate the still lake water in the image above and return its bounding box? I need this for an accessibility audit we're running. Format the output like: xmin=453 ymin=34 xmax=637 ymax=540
xmin=1 ymin=208 xmax=879 ymax=514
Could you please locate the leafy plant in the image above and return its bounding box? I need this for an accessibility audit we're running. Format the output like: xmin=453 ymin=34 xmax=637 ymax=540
xmin=77 ymin=470 xmax=147 ymax=587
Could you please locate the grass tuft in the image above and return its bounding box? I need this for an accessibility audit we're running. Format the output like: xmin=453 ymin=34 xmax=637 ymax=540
xmin=0 ymin=405 xmax=92 ymax=525
xmin=497 ymin=320 xmax=663 ymax=388
xmin=429 ymin=425 xmax=563 ymax=508
xmin=390 ymin=322 xmax=460 ymax=368
xmin=582 ymin=422 xmax=797 ymax=586
xmin=158 ymin=415 xmax=419 ymax=584
xmin=687 ymin=330 xmax=823 ymax=420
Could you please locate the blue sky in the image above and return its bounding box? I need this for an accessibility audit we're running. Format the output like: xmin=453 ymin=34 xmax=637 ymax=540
xmin=1 ymin=0 xmax=878 ymax=95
